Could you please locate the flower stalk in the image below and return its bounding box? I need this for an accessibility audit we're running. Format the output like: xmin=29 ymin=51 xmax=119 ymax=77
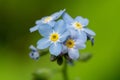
xmin=62 ymin=60 xmax=69 ymax=80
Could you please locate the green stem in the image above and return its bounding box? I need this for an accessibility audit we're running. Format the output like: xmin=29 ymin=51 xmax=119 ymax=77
xmin=62 ymin=60 xmax=68 ymax=80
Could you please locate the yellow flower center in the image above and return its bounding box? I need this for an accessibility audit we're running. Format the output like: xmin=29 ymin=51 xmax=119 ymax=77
xmin=73 ymin=22 xmax=82 ymax=29
xmin=66 ymin=39 xmax=75 ymax=48
xmin=50 ymin=33 xmax=59 ymax=42
xmin=44 ymin=16 xmax=52 ymax=23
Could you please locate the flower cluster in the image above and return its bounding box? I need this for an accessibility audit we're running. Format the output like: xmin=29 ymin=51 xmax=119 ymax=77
xmin=29 ymin=9 xmax=96 ymax=64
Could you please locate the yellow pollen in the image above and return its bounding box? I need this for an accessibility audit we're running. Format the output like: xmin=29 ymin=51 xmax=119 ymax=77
xmin=44 ymin=17 xmax=52 ymax=23
xmin=66 ymin=39 xmax=75 ymax=48
xmin=50 ymin=33 xmax=59 ymax=42
xmin=73 ymin=22 xmax=82 ymax=29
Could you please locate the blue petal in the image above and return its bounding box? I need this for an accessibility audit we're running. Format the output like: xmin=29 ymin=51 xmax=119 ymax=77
xmin=75 ymin=39 xmax=86 ymax=49
xmin=68 ymin=49 xmax=80 ymax=60
xmin=60 ymin=30 xmax=70 ymax=42
xmin=49 ymin=43 xmax=62 ymax=56
xmin=75 ymin=16 xmax=89 ymax=26
xmin=35 ymin=19 xmax=43 ymax=25
xmin=66 ymin=24 xmax=73 ymax=29
xmin=48 ymin=21 xmax=56 ymax=27
xmin=30 ymin=25 xmax=39 ymax=32
xmin=62 ymin=45 xmax=68 ymax=54
xmin=29 ymin=45 xmax=37 ymax=51
xmin=51 ymin=9 xmax=66 ymax=20
xmin=78 ymin=31 xmax=87 ymax=42
xmin=38 ymin=24 xmax=52 ymax=37
xmin=63 ymin=13 xmax=74 ymax=23
xmin=36 ymin=16 xmax=49 ymax=24
xmin=36 ymin=18 xmax=56 ymax=27
xmin=54 ymin=20 xmax=66 ymax=34
xmin=69 ymin=29 xmax=79 ymax=39
xmin=83 ymin=28 xmax=96 ymax=36
xmin=37 ymin=38 xmax=51 ymax=49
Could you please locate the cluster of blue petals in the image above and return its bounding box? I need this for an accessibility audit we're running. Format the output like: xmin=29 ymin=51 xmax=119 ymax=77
xmin=29 ymin=9 xmax=96 ymax=60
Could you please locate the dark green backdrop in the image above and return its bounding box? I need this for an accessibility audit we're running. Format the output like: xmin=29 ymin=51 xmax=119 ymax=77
xmin=0 ymin=0 xmax=120 ymax=80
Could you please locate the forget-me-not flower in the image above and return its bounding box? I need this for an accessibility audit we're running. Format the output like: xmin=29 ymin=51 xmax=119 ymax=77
xmin=37 ymin=20 xmax=69 ymax=56
xmin=62 ymin=33 xmax=86 ymax=60
xmin=30 ymin=9 xmax=66 ymax=32
xmin=63 ymin=13 xmax=96 ymax=41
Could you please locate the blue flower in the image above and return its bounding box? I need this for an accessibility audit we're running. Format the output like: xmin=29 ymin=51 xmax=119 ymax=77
xmin=37 ymin=20 xmax=69 ymax=56
xmin=62 ymin=34 xmax=86 ymax=60
xmin=63 ymin=13 xmax=96 ymax=40
xmin=29 ymin=45 xmax=40 ymax=60
xmin=30 ymin=9 xmax=66 ymax=32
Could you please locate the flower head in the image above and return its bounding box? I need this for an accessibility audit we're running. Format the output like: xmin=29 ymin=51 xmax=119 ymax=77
xmin=29 ymin=9 xmax=96 ymax=63
xmin=30 ymin=9 xmax=66 ymax=32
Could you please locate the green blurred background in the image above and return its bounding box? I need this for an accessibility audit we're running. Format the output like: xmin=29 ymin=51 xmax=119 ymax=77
xmin=0 ymin=0 xmax=120 ymax=80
